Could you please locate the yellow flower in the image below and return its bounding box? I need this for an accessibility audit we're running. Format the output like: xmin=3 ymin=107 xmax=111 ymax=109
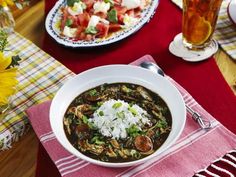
xmin=0 ymin=52 xmax=18 ymax=106
xmin=0 ymin=0 xmax=14 ymax=7
xmin=0 ymin=52 xmax=11 ymax=70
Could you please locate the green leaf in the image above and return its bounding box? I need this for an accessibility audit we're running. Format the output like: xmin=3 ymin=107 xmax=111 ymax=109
xmin=107 ymin=9 xmax=118 ymax=23
xmin=67 ymin=0 xmax=80 ymax=6
xmin=7 ymin=55 xmax=21 ymax=69
xmin=112 ymin=102 xmax=122 ymax=109
xmin=65 ymin=19 xmax=73 ymax=27
xmin=85 ymin=26 xmax=98 ymax=34
xmin=104 ymin=0 xmax=114 ymax=6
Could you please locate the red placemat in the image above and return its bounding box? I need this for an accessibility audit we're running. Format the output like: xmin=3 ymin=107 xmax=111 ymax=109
xmin=36 ymin=0 xmax=236 ymax=176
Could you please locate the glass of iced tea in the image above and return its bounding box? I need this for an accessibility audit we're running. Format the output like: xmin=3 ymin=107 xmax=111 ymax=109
xmin=182 ymin=0 xmax=223 ymax=50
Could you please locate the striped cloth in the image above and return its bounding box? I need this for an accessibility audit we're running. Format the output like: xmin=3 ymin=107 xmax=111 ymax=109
xmin=26 ymin=55 xmax=236 ymax=177
xmin=171 ymin=0 xmax=236 ymax=60
xmin=0 ymin=32 xmax=74 ymax=150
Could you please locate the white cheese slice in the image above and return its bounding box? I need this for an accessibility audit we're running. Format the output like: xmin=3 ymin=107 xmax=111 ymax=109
xmin=123 ymin=14 xmax=139 ymax=28
xmin=87 ymin=15 xmax=101 ymax=28
xmin=100 ymin=18 xmax=110 ymax=25
xmin=63 ymin=26 xmax=77 ymax=38
xmin=68 ymin=2 xmax=86 ymax=16
xmin=93 ymin=1 xmax=110 ymax=14
xmin=121 ymin=0 xmax=141 ymax=10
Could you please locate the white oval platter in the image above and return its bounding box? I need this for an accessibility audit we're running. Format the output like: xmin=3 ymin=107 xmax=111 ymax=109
xmin=45 ymin=0 xmax=159 ymax=48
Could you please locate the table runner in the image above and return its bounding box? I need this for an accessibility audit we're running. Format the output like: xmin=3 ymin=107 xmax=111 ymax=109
xmin=172 ymin=0 xmax=236 ymax=60
xmin=0 ymin=32 xmax=74 ymax=150
xmin=27 ymin=55 xmax=236 ymax=177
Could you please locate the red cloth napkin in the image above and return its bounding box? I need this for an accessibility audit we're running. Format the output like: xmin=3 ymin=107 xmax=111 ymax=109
xmin=27 ymin=56 xmax=236 ymax=177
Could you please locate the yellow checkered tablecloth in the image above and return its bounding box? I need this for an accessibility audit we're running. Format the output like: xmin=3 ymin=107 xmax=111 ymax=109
xmin=172 ymin=0 xmax=236 ymax=60
xmin=0 ymin=32 xmax=74 ymax=150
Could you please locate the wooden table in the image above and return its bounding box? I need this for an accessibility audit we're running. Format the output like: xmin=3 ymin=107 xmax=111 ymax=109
xmin=0 ymin=1 xmax=235 ymax=177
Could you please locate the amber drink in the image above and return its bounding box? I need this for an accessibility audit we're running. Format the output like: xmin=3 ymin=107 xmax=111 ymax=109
xmin=182 ymin=0 xmax=223 ymax=50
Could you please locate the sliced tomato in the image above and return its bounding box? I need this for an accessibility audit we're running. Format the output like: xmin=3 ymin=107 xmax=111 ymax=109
xmin=60 ymin=7 xmax=69 ymax=30
xmin=114 ymin=5 xmax=127 ymax=15
xmin=77 ymin=12 xmax=90 ymax=27
xmin=127 ymin=9 xmax=141 ymax=18
xmin=109 ymin=24 xmax=122 ymax=32
xmin=68 ymin=15 xmax=79 ymax=28
xmin=114 ymin=0 xmax=122 ymax=5
xmin=78 ymin=32 xmax=86 ymax=40
xmin=141 ymin=0 xmax=151 ymax=9
xmin=134 ymin=7 xmax=142 ymax=18
xmin=117 ymin=14 xmax=124 ymax=24
xmin=127 ymin=9 xmax=134 ymax=16
xmin=76 ymin=26 xmax=85 ymax=36
xmin=96 ymin=23 xmax=109 ymax=38
xmin=85 ymin=34 xmax=93 ymax=41
xmin=95 ymin=12 xmax=107 ymax=19
xmin=83 ymin=0 xmax=95 ymax=11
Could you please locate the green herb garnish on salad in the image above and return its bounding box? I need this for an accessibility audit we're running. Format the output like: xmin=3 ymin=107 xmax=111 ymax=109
xmin=104 ymin=0 xmax=114 ymax=6
xmin=67 ymin=0 xmax=80 ymax=6
xmin=85 ymin=26 xmax=98 ymax=34
xmin=108 ymin=9 xmax=118 ymax=23
xmin=65 ymin=19 xmax=73 ymax=27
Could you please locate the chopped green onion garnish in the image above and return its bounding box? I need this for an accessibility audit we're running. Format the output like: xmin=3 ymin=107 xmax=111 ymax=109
xmin=97 ymin=102 xmax=103 ymax=106
xmin=112 ymin=102 xmax=122 ymax=109
xmin=82 ymin=115 xmax=88 ymax=124
xmin=99 ymin=111 xmax=104 ymax=116
xmin=128 ymin=106 xmax=138 ymax=116
xmin=116 ymin=111 xmax=125 ymax=119
xmin=89 ymin=89 xmax=98 ymax=96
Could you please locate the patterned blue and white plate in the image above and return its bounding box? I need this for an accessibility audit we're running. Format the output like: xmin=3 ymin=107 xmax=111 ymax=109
xmin=45 ymin=0 xmax=159 ymax=48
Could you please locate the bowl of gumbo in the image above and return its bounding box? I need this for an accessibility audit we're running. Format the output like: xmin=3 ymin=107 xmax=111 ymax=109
xmin=50 ymin=65 xmax=186 ymax=167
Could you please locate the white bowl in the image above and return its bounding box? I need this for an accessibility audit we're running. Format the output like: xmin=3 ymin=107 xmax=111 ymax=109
xmin=50 ymin=65 xmax=186 ymax=167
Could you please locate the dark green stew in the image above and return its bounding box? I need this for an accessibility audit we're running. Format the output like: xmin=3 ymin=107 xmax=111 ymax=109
xmin=63 ymin=83 xmax=172 ymax=162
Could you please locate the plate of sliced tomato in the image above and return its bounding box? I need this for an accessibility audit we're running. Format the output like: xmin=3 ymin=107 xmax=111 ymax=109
xmin=45 ymin=0 xmax=159 ymax=48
